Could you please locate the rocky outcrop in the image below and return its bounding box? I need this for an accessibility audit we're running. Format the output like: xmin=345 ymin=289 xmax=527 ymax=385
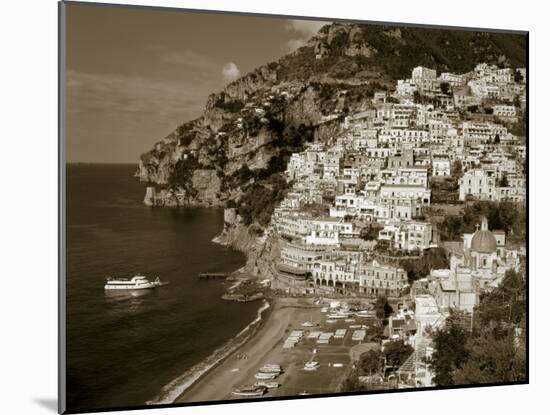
xmin=213 ymin=208 xmax=280 ymax=280
xmin=191 ymin=170 xmax=222 ymax=204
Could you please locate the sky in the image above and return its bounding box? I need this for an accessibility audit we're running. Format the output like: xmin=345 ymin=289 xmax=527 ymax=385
xmin=64 ymin=3 xmax=327 ymax=163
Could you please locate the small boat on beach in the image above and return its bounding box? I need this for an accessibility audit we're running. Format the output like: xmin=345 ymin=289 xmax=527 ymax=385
xmin=356 ymin=310 xmax=375 ymax=318
xmin=303 ymin=361 xmax=320 ymax=371
xmin=232 ymin=385 xmax=266 ymax=397
xmin=254 ymin=372 xmax=279 ymax=380
xmin=254 ymin=381 xmax=280 ymax=389
xmin=259 ymin=364 xmax=282 ymax=374
xmin=327 ymin=312 xmax=349 ymax=319
xmin=104 ymin=275 xmax=165 ymax=291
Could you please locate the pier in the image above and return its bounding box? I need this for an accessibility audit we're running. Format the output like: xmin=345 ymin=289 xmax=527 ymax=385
xmin=198 ymin=272 xmax=230 ymax=280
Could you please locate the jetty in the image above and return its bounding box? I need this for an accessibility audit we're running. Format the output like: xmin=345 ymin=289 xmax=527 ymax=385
xmin=198 ymin=272 xmax=230 ymax=280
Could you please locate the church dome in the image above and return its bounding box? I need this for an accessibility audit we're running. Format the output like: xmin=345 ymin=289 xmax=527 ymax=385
xmin=471 ymin=230 xmax=497 ymax=253
xmin=470 ymin=216 xmax=497 ymax=254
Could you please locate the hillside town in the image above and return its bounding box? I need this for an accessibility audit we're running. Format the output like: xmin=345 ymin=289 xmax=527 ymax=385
xmin=140 ymin=60 xmax=526 ymax=396
xmin=241 ymin=62 xmax=527 ymax=390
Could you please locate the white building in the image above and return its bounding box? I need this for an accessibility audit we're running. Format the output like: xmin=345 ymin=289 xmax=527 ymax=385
xmin=493 ymin=105 xmax=517 ymax=118
xmin=432 ymin=158 xmax=451 ymax=176
xmin=458 ymin=169 xmax=497 ymax=201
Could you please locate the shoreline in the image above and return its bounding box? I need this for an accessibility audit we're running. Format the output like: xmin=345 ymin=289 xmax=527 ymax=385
xmin=148 ymin=224 xmax=303 ymax=405
xmin=175 ymin=298 xmax=327 ymax=403
xmin=145 ymin=228 xmax=265 ymax=405
xmin=146 ymin=299 xmax=271 ymax=405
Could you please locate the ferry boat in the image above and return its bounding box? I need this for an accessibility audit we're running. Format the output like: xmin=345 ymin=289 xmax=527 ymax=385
xmin=232 ymin=385 xmax=266 ymax=397
xmin=104 ymin=275 xmax=162 ymax=291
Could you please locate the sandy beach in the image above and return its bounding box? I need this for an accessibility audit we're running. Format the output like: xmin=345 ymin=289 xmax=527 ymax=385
xmin=176 ymin=297 xmax=361 ymax=403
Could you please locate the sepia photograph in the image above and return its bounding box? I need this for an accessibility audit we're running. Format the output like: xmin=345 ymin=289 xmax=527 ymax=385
xmin=60 ymin=1 xmax=528 ymax=413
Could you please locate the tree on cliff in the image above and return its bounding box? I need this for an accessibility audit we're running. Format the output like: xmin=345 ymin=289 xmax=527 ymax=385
xmin=383 ymin=340 xmax=414 ymax=371
xmin=429 ymin=272 xmax=526 ymax=386
xmin=358 ymin=349 xmax=384 ymax=375
xmin=451 ymin=327 xmax=526 ymax=385
xmin=374 ymin=296 xmax=393 ymax=320
xmin=428 ymin=310 xmax=470 ymax=386
xmin=168 ymin=155 xmax=200 ymax=199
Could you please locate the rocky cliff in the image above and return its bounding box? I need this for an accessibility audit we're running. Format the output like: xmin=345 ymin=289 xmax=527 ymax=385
xmin=213 ymin=208 xmax=281 ymax=279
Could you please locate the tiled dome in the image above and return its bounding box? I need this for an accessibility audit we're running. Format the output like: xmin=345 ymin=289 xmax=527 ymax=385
xmin=471 ymin=230 xmax=497 ymax=253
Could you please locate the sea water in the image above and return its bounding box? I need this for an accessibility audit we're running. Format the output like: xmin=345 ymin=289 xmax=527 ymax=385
xmin=65 ymin=164 xmax=258 ymax=411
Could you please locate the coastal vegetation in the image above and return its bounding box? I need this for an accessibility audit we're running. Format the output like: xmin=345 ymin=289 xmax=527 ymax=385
xmin=236 ymin=173 xmax=289 ymax=227
xmin=212 ymin=93 xmax=245 ymax=113
xmin=228 ymin=122 xmax=315 ymax=228
xmin=341 ymin=339 xmax=414 ymax=392
xmin=400 ymin=247 xmax=450 ymax=283
xmin=428 ymin=269 xmax=526 ymax=386
xmin=360 ymin=224 xmax=383 ymax=241
xmin=437 ymin=201 xmax=526 ymax=243
xmin=168 ymin=154 xmax=202 ymax=198
xmin=222 ymin=279 xmax=265 ymax=302
xmin=430 ymin=161 xmax=462 ymax=204
xmin=374 ymin=296 xmax=394 ymax=320
xmin=276 ymin=25 xmax=526 ymax=83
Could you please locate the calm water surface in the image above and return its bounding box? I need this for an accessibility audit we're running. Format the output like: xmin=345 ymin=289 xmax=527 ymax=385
xmin=66 ymin=164 xmax=258 ymax=411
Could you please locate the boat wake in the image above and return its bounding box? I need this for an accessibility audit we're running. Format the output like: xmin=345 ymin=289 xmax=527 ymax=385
xmin=146 ymin=300 xmax=270 ymax=405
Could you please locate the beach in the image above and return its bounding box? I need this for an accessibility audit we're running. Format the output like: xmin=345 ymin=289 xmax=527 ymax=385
xmin=176 ymin=297 xmax=360 ymax=403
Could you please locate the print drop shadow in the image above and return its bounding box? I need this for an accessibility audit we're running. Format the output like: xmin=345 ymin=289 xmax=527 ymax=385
xmin=34 ymin=398 xmax=57 ymax=413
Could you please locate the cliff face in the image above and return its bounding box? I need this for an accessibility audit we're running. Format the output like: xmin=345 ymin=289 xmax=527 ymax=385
xmin=214 ymin=208 xmax=281 ymax=279
xmin=136 ymin=22 xmax=525 ymax=260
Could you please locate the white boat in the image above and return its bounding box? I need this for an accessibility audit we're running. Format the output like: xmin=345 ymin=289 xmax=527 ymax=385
xmin=254 ymin=381 xmax=280 ymax=389
xmin=326 ymin=319 xmax=337 ymax=324
xmin=104 ymin=275 xmax=162 ymax=290
xmin=327 ymin=313 xmax=348 ymax=319
xmin=303 ymin=361 xmax=320 ymax=371
xmin=254 ymin=372 xmax=279 ymax=380
xmin=356 ymin=310 xmax=375 ymax=318
xmin=232 ymin=385 xmax=266 ymax=397
xmin=259 ymin=364 xmax=282 ymax=373
xmin=301 ymin=321 xmax=314 ymax=327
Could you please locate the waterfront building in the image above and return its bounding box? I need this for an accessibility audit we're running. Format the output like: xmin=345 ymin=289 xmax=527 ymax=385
xmin=358 ymin=260 xmax=409 ymax=297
